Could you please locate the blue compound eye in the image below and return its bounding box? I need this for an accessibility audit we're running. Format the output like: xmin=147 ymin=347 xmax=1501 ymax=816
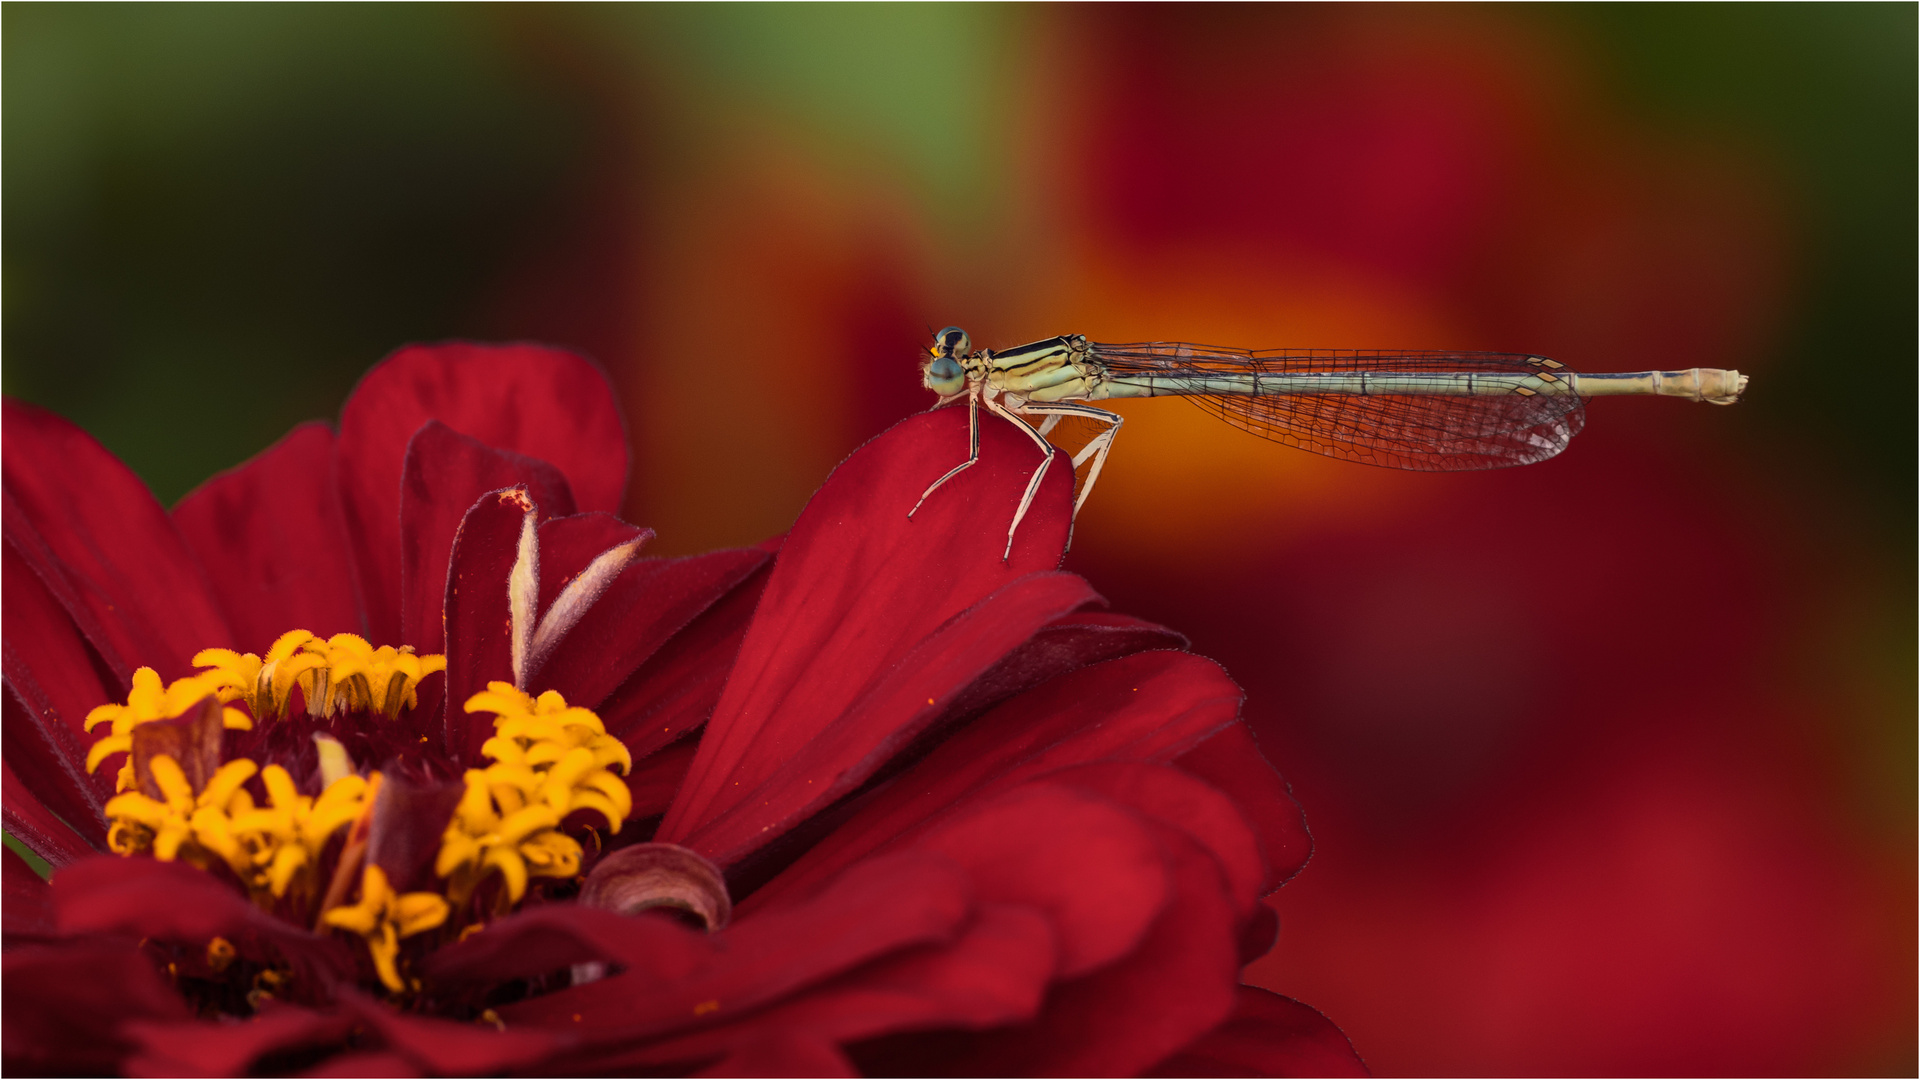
xmin=935 ymin=326 xmax=971 ymax=358
xmin=924 ymin=355 xmax=966 ymax=395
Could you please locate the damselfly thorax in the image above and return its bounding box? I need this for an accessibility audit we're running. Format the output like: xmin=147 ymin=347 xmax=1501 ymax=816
xmin=910 ymin=326 xmax=1749 ymax=557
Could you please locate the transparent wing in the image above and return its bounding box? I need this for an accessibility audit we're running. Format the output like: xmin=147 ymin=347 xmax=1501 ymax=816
xmin=1089 ymin=342 xmax=1587 ymax=471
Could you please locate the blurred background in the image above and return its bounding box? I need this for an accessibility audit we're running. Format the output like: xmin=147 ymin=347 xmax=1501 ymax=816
xmin=4 ymin=4 xmax=1912 ymax=1073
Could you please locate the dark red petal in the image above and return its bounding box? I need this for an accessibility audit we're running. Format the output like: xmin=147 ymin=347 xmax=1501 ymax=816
xmin=425 ymin=904 xmax=712 ymax=986
xmin=578 ymin=904 xmax=1057 ymax=1075
xmin=599 ymin=559 xmax=772 ymax=755
xmin=1044 ymin=761 xmax=1266 ymax=917
xmin=627 ymin=738 xmax=699 ymax=820
xmin=745 ymin=651 xmax=1239 ymax=915
xmin=3 ymin=682 xmax=108 ymax=853
xmin=501 ymin=849 xmax=970 ymax=1035
xmin=53 ymin=855 xmax=357 ymax=988
xmin=945 ymin=823 xmax=1240 ymax=1076
xmin=679 ymin=572 xmax=1103 ymax=868
xmin=692 ymin=1032 xmax=858 ymax=1078
xmin=122 ymin=1004 xmax=354 ymax=1078
xmin=534 ymin=542 xmax=769 ymax=714
xmin=909 ymin=782 xmax=1166 ymax=978
xmin=2 ymin=536 xmax=115 ymax=812
xmin=941 ymin=610 xmax=1188 ymax=722
xmin=659 ymin=407 xmax=1073 ymax=846
xmin=1 ymin=399 xmax=233 ymax=683
xmin=1145 ymin=986 xmax=1370 ymax=1078
xmin=336 ymin=344 xmax=626 ymax=643
xmin=1176 ymin=720 xmax=1313 ymax=893
xmin=2 ymin=845 xmax=54 ymax=938
xmin=302 ymin=1050 xmax=423 ymax=1078
xmin=440 ymin=486 xmax=542 ymax=763
xmin=334 ymin=991 xmax=563 ymax=1076
xmin=2 ymin=750 xmax=97 ymax=868
xmin=400 ymin=422 xmax=575 ymax=658
xmin=172 ymin=421 xmax=366 ymax=651
xmin=2 ymin=941 xmax=189 ymax=1074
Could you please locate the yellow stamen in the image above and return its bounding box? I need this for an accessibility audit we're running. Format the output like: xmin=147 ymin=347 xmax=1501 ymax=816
xmin=320 ymin=865 xmax=448 ymax=992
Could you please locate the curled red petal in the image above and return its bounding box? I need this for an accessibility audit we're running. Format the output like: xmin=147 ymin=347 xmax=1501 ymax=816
xmin=1146 ymin=986 xmax=1370 ymax=1078
xmin=681 ymin=572 xmax=1103 ymax=868
xmin=939 ymin=822 xmax=1241 ymax=1076
xmin=660 ymin=407 xmax=1073 ymax=845
xmin=938 ymin=609 xmax=1188 ymax=723
xmin=336 ymin=344 xmax=625 ymax=644
xmin=2 ymin=400 xmax=232 ymax=684
xmin=580 ymin=842 xmax=732 ymax=930
xmin=501 ymin=849 xmax=970 ymax=1035
xmin=2 ymin=940 xmax=189 ymax=1074
xmin=1176 ymin=720 xmax=1314 ymax=893
xmin=2 ymin=754 xmax=94 ymax=868
xmin=172 ymin=421 xmax=366 ymax=651
xmin=745 ymin=650 xmax=1240 ymax=915
xmin=439 ymin=486 xmax=541 ymax=763
xmin=400 ymin=422 xmax=575 ymax=660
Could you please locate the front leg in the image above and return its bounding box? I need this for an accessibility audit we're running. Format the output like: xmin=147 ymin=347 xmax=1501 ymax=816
xmin=909 ymin=388 xmax=983 ymax=519
xmin=984 ymin=391 xmax=1058 ymax=561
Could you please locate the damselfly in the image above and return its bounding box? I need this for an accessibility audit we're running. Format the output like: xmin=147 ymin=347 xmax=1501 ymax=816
xmin=910 ymin=326 xmax=1749 ymax=556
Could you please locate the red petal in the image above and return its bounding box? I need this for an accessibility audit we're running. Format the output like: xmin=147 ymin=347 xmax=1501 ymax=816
xmin=172 ymin=421 xmax=366 ymax=651
xmin=425 ymin=903 xmax=712 ymax=987
xmin=2 ymin=941 xmax=189 ymax=1074
xmin=1 ymin=554 xmax=111 ymax=845
xmin=336 ymin=344 xmax=626 ymax=644
xmin=1176 ymin=720 xmax=1313 ymax=893
xmin=3 ymin=845 xmax=54 ymax=938
xmin=440 ymin=487 xmax=542 ymax=762
xmin=500 ymin=849 xmax=970 ymax=1035
xmin=692 ymin=1032 xmax=857 ymax=1078
xmin=1146 ymin=986 xmax=1370 ymax=1078
xmin=53 ymin=855 xmax=357 ymax=988
xmin=679 ymin=572 xmax=1103 ymax=868
xmin=941 ymin=610 xmax=1188 ymax=722
xmin=909 ymin=782 xmax=1167 ymax=978
xmin=302 ymin=1050 xmax=423 ymax=1078
xmin=1044 ymin=761 xmax=1266 ymax=917
xmin=2 ymin=536 xmax=115 ymax=797
xmin=2 ymin=399 xmax=232 ymax=682
xmin=626 ymin=739 xmax=699 ymax=820
xmin=1 ymin=753 xmax=97 ymax=868
xmin=598 ymin=559 xmax=772 ymax=755
xmin=945 ymin=823 xmax=1240 ymax=1076
xmin=534 ymin=542 xmax=769 ymax=714
xmin=335 ymin=991 xmax=562 ymax=1076
xmin=400 ymin=422 xmax=575 ymax=658
xmin=579 ymin=905 xmax=1056 ymax=1074
xmin=122 ymin=1004 xmax=353 ymax=1078
xmin=745 ymin=651 xmax=1239 ymax=914
xmin=659 ymin=407 xmax=1073 ymax=847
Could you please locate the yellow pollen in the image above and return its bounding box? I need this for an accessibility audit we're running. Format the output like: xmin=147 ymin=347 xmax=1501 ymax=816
xmin=437 ymin=683 xmax=631 ymax=905
xmin=84 ymin=668 xmax=252 ymax=792
xmin=206 ymin=936 xmax=237 ymax=972
xmin=192 ymin=630 xmax=445 ymax=723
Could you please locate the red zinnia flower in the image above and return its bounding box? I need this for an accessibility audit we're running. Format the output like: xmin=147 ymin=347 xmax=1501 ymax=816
xmin=2 ymin=343 xmax=1363 ymax=1076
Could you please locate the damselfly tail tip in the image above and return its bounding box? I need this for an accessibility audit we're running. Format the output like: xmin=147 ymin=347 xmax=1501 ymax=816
xmin=1705 ymin=370 xmax=1749 ymax=406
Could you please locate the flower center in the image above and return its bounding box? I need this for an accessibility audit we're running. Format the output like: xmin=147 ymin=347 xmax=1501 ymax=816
xmin=82 ymin=631 xmax=633 ymax=996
